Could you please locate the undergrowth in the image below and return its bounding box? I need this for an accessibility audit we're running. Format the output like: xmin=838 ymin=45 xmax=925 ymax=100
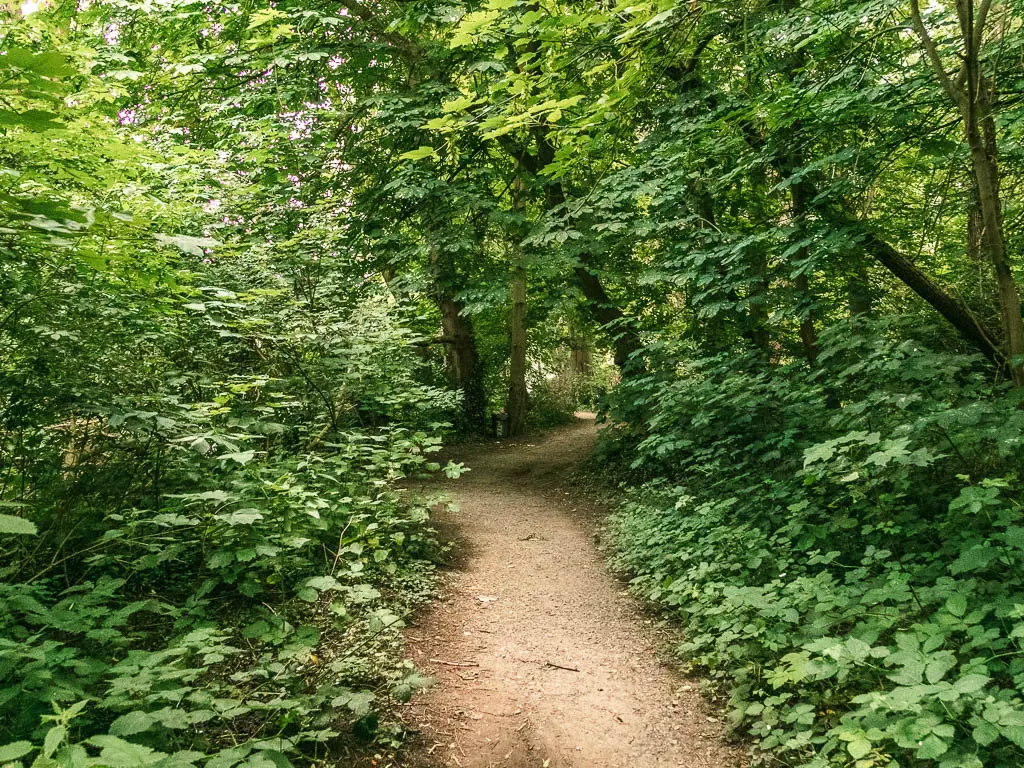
xmin=0 ymin=251 xmax=463 ymax=768
xmin=600 ymin=317 xmax=1024 ymax=768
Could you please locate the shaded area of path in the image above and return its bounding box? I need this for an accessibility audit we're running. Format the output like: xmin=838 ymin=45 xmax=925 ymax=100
xmin=397 ymin=415 xmax=741 ymax=768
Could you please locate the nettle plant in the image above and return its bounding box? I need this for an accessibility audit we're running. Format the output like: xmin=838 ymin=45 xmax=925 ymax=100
xmin=603 ymin=318 xmax=1024 ymax=768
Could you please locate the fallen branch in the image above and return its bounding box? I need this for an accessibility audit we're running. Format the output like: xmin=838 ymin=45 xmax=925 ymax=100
xmin=430 ymin=658 xmax=479 ymax=667
xmin=545 ymin=661 xmax=580 ymax=672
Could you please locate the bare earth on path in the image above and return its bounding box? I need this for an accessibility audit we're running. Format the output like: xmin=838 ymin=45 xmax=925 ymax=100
xmin=398 ymin=414 xmax=742 ymax=768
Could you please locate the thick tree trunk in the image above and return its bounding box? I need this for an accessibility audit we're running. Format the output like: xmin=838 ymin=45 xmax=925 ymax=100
xmin=498 ymin=32 xmax=644 ymax=377
xmin=792 ymin=175 xmax=1003 ymax=363
xmin=572 ymin=264 xmax=642 ymax=370
xmin=668 ymin=1 xmax=1005 ymax=371
xmin=569 ymin=330 xmax=592 ymax=377
xmin=430 ymin=237 xmax=486 ymax=433
xmin=506 ymin=266 xmax=528 ymax=437
xmin=967 ymin=190 xmax=983 ymax=264
xmin=783 ymin=169 xmax=1001 ymax=367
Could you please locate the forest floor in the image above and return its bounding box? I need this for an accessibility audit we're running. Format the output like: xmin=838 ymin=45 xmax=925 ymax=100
xmin=397 ymin=414 xmax=742 ymax=768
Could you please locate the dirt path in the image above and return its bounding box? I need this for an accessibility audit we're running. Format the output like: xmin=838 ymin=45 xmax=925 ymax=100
xmin=398 ymin=415 xmax=741 ymax=768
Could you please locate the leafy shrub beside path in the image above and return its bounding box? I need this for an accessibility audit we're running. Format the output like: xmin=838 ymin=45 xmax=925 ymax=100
xmin=1 ymin=245 xmax=459 ymax=767
xmin=602 ymin=319 xmax=1024 ymax=768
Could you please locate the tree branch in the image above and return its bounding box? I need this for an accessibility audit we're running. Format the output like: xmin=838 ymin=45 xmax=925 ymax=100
xmin=973 ymin=0 xmax=993 ymax=52
xmin=909 ymin=0 xmax=967 ymax=109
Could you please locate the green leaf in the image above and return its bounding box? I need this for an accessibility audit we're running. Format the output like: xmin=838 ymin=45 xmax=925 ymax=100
xmin=0 ymin=109 xmax=64 ymax=131
xmin=332 ymin=690 xmax=375 ymax=716
xmin=949 ymin=546 xmax=998 ymax=574
xmin=5 ymin=48 xmax=75 ymax=77
xmin=305 ymin=575 xmax=342 ymax=591
xmin=399 ymin=146 xmax=437 ymax=161
xmin=154 ymin=233 xmax=219 ymax=256
xmin=218 ymin=450 xmax=256 ymax=465
xmin=1003 ymin=526 xmax=1024 ymax=549
xmin=0 ymin=514 xmax=37 ymax=535
xmin=253 ymin=750 xmax=292 ymax=768
xmin=346 ymin=584 xmax=381 ymax=603
xmin=110 ymin=711 xmax=157 ymax=737
xmin=945 ymin=593 xmax=967 ymax=617
xmin=0 ymin=742 xmax=34 ymax=762
xmin=151 ymin=708 xmax=190 ymax=730
xmin=847 ymin=737 xmax=871 ymax=759
xmin=1001 ymin=723 xmax=1024 ymax=748
xmin=916 ymin=733 xmax=949 ymax=759
xmin=973 ymin=721 xmax=999 ymax=746
xmin=43 ymin=725 xmax=66 ymax=758
xmin=86 ymin=735 xmax=166 ymax=767
xmin=247 ymin=9 xmax=287 ymax=29
xmin=924 ymin=653 xmax=957 ymax=684
xmin=441 ymin=96 xmax=477 ymax=113
xmin=802 ymin=440 xmax=836 ymax=467
xmin=221 ymin=509 xmax=263 ymax=526
xmin=954 ymin=674 xmax=990 ymax=694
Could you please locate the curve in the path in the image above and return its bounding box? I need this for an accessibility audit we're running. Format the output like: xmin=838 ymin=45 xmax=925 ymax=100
xmin=399 ymin=415 xmax=741 ymax=768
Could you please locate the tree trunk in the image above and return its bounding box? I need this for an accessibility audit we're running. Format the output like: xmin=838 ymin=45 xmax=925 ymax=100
xmin=430 ymin=237 xmax=486 ymax=433
xmin=506 ymin=265 xmax=528 ymax=437
xmin=965 ymin=105 xmax=1023 ymax=383
xmin=570 ymin=334 xmax=592 ymax=377
xmin=847 ymin=265 xmax=873 ymax=318
xmin=495 ymin=28 xmax=645 ymax=377
xmin=438 ymin=294 xmax=487 ymax=434
xmin=673 ymin=15 xmax=999 ymax=367
xmin=856 ymin=224 xmax=1002 ymax=362
xmin=910 ymin=0 xmax=1024 ymax=382
xmin=958 ymin=0 xmax=1024 ymax=383
xmin=788 ymin=166 xmax=819 ymax=363
xmin=795 ymin=272 xmax=819 ymax=363
xmin=748 ymin=246 xmax=771 ymax=356
xmin=967 ymin=189 xmax=983 ymax=264
xmin=790 ymin=174 xmax=1003 ymax=364
xmin=500 ymin=128 xmax=643 ymax=374
xmin=572 ymin=264 xmax=642 ymax=370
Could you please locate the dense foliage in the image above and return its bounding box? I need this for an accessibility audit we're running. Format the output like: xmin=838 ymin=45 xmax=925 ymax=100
xmin=604 ymin=323 xmax=1024 ymax=767
xmin=5 ymin=0 xmax=1024 ymax=766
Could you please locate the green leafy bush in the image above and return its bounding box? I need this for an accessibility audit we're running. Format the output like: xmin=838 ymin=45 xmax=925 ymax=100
xmin=0 ymin=202 xmax=460 ymax=766
xmin=602 ymin=317 xmax=1024 ymax=767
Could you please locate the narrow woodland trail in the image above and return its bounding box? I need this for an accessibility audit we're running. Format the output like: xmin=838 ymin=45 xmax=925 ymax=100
xmin=399 ymin=415 xmax=741 ymax=768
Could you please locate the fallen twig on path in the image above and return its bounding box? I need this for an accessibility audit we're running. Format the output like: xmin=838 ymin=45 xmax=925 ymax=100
xmin=430 ymin=658 xmax=479 ymax=667
xmin=511 ymin=655 xmax=580 ymax=672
